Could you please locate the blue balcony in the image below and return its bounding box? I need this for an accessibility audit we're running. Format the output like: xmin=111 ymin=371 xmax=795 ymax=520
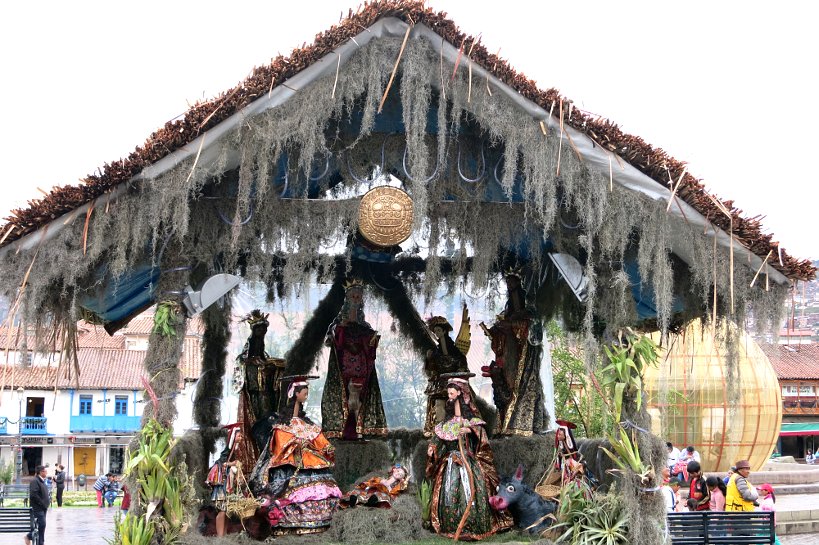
xmin=0 ymin=418 xmax=7 ymax=434
xmin=70 ymin=415 xmax=141 ymax=433
xmin=22 ymin=417 xmax=48 ymax=435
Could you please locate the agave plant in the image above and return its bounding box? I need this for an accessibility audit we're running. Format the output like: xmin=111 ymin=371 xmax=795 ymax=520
xmin=578 ymin=494 xmax=628 ymax=545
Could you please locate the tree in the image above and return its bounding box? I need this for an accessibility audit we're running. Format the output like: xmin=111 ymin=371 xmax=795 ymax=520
xmin=547 ymin=320 xmax=608 ymax=438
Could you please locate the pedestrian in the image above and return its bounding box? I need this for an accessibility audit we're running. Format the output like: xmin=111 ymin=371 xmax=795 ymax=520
xmin=725 ymin=459 xmax=758 ymax=511
xmin=806 ymin=449 xmax=816 ymax=464
xmin=705 ymin=476 xmax=726 ymax=511
xmin=686 ymin=461 xmax=710 ymax=511
xmin=25 ymin=464 xmax=50 ymax=545
xmin=723 ymin=465 xmax=736 ymax=486
xmin=93 ymin=473 xmax=112 ymax=508
xmin=120 ymin=484 xmax=131 ymax=514
xmin=104 ymin=475 xmax=119 ymax=507
xmin=666 ymin=441 xmax=680 ymax=470
xmin=757 ymin=483 xmax=782 ymax=545
xmin=667 ymin=479 xmax=684 ymax=512
xmin=53 ymin=464 xmax=66 ymax=508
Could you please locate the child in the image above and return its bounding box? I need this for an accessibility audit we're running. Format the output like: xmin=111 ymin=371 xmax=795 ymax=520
xmin=757 ymin=483 xmax=782 ymax=545
xmin=705 ymin=475 xmax=726 ymax=511
xmin=668 ymin=479 xmax=684 ymax=512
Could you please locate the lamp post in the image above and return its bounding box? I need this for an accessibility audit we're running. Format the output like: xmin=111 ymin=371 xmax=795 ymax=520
xmin=16 ymin=386 xmax=24 ymax=485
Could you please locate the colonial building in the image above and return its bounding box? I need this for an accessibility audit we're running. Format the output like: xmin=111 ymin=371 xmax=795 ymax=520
xmin=761 ymin=343 xmax=819 ymax=458
xmin=0 ymin=314 xmax=201 ymax=482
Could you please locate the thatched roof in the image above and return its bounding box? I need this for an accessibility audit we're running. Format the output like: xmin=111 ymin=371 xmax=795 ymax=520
xmin=1 ymin=0 xmax=813 ymax=281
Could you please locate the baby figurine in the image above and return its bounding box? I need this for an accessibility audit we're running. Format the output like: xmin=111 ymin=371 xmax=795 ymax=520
xmin=342 ymin=464 xmax=409 ymax=508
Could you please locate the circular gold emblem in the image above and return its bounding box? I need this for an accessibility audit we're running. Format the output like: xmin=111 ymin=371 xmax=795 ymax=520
xmin=358 ymin=186 xmax=414 ymax=247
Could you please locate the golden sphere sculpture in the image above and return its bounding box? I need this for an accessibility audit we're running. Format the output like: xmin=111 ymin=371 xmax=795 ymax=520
xmin=644 ymin=320 xmax=781 ymax=472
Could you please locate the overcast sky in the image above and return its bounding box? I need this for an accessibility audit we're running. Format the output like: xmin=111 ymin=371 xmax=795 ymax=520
xmin=1 ymin=1 xmax=815 ymax=261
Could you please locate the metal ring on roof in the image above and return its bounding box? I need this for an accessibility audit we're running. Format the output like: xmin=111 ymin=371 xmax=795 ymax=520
xmin=346 ymin=136 xmax=387 ymax=185
xmin=367 ymin=261 xmax=400 ymax=291
xmin=456 ymin=141 xmax=485 ymax=183
xmin=402 ymin=144 xmax=439 ymax=184
xmin=308 ymin=153 xmax=332 ymax=182
xmin=216 ymin=201 xmax=255 ymax=226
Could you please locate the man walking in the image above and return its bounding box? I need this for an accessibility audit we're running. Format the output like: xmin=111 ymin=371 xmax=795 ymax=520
xmin=25 ymin=464 xmax=50 ymax=545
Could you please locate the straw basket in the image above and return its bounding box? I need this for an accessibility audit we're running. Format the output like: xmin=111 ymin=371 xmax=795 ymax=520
xmin=226 ymin=495 xmax=261 ymax=520
xmin=535 ymin=461 xmax=562 ymax=500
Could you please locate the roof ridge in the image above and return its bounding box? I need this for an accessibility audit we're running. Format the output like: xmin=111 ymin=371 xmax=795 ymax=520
xmin=1 ymin=0 xmax=814 ymax=280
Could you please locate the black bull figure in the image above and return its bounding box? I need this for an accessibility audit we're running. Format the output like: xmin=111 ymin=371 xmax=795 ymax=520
xmin=488 ymin=464 xmax=557 ymax=534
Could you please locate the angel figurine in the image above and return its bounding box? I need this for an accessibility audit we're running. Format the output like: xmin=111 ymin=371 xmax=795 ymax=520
xmin=423 ymin=304 xmax=473 ymax=434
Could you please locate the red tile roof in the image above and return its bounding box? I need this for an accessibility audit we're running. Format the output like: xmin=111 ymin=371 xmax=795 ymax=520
xmin=0 ymin=1 xmax=813 ymax=281
xmin=0 ymin=338 xmax=202 ymax=390
xmin=761 ymin=344 xmax=819 ymax=380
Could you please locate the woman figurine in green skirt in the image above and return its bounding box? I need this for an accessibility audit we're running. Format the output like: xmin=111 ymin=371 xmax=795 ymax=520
xmin=425 ymin=373 xmax=512 ymax=540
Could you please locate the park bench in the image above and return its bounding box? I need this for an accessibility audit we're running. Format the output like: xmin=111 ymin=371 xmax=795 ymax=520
xmin=0 ymin=507 xmax=37 ymax=541
xmin=0 ymin=484 xmax=30 ymax=507
xmin=667 ymin=511 xmax=775 ymax=545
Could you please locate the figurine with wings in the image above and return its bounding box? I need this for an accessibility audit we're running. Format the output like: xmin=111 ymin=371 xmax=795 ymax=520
xmin=423 ymin=304 xmax=473 ymax=434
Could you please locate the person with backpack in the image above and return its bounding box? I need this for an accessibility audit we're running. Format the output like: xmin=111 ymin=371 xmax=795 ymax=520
xmin=53 ymin=464 xmax=66 ymax=507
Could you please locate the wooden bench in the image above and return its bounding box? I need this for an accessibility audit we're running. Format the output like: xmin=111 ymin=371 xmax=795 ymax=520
xmin=0 ymin=507 xmax=37 ymax=540
xmin=668 ymin=511 xmax=775 ymax=544
xmin=0 ymin=484 xmax=30 ymax=507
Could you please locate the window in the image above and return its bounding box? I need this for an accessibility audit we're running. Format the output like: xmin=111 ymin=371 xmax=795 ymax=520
xmin=79 ymin=395 xmax=92 ymax=415
xmin=115 ymin=395 xmax=128 ymax=416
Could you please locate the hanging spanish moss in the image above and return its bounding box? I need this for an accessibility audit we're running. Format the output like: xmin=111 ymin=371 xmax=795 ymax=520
xmin=195 ymin=299 xmax=232 ymax=468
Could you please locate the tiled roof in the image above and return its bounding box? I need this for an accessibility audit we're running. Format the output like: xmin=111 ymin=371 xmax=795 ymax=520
xmin=0 ymin=338 xmax=202 ymax=390
xmin=761 ymin=344 xmax=819 ymax=380
xmin=0 ymin=1 xmax=813 ymax=281
xmin=119 ymin=314 xmax=204 ymax=337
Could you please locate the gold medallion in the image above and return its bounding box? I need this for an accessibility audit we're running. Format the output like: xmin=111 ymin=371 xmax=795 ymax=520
xmin=358 ymin=186 xmax=414 ymax=247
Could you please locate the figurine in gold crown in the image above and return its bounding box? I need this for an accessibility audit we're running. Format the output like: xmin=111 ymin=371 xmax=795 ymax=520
xmin=423 ymin=304 xmax=474 ymax=434
xmin=321 ymin=279 xmax=387 ymax=440
xmin=479 ymin=267 xmax=548 ymax=436
xmin=234 ymin=309 xmax=286 ymax=463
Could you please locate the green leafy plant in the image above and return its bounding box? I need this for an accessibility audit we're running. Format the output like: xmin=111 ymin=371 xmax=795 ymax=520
xmin=418 ymin=479 xmax=432 ymax=523
xmin=600 ymin=425 xmax=653 ymax=485
xmin=578 ymin=493 xmax=629 ymax=545
xmin=115 ymin=418 xmax=188 ymax=545
xmin=548 ymin=481 xmax=592 ymax=543
xmin=152 ymin=301 xmax=182 ymax=338
xmin=600 ymin=329 xmax=659 ymax=426
xmin=0 ymin=458 xmax=14 ymax=484
xmin=111 ymin=511 xmax=155 ymax=545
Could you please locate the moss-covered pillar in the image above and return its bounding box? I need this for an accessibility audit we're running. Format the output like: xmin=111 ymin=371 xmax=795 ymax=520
xmin=194 ymin=299 xmax=232 ymax=477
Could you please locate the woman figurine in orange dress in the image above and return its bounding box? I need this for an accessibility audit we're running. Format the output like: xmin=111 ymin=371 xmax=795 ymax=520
xmin=254 ymin=375 xmax=342 ymax=534
xmin=342 ymin=464 xmax=409 ymax=508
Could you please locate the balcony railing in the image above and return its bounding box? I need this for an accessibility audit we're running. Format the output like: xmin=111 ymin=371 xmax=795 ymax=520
xmin=70 ymin=415 xmax=141 ymax=433
xmin=0 ymin=418 xmax=7 ymax=434
xmin=22 ymin=417 xmax=48 ymax=435
xmin=783 ymin=396 xmax=819 ymax=415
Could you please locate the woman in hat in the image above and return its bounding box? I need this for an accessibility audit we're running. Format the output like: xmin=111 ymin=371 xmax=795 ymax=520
xmin=554 ymin=420 xmax=583 ymax=485
xmin=425 ymin=373 xmax=513 ymax=540
xmin=257 ymin=376 xmax=342 ymax=534
xmin=725 ymin=460 xmax=758 ymax=512
xmin=423 ymin=307 xmax=472 ymax=434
